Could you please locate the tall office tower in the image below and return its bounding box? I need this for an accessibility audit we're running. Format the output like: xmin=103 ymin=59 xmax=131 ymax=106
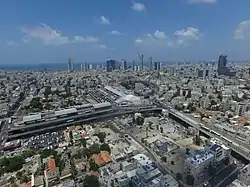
xmin=106 ymin=59 xmax=116 ymax=72
xmin=139 ymin=54 xmax=144 ymax=70
xmin=88 ymin=64 xmax=93 ymax=70
xmin=217 ymin=54 xmax=227 ymax=75
xmin=217 ymin=54 xmax=236 ymax=76
xmin=81 ymin=64 xmax=83 ymax=72
xmin=68 ymin=57 xmax=73 ymax=73
xmin=84 ymin=61 xmax=88 ymax=72
xmin=154 ymin=61 xmax=161 ymax=71
xmin=149 ymin=57 xmax=153 ymax=71
xmin=121 ymin=59 xmax=127 ymax=71
xmin=132 ymin=60 xmax=135 ymax=71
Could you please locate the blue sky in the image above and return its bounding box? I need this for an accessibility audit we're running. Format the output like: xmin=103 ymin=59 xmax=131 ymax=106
xmin=0 ymin=0 xmax=250 ymax=64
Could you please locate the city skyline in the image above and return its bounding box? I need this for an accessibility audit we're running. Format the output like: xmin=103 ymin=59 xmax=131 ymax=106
xmin=1 ymin=0 xmax=250 ymax=64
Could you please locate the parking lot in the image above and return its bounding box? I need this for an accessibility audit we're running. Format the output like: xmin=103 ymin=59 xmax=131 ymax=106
xmin=23 ymin=131 xmax=64 ymax=149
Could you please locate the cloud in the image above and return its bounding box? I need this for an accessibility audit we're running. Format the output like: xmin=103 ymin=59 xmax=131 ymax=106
xmin=174 ymin=27 xmax=200 ymax=45
xmin=109 ymin=30 xmax=123 ymax=35
xmin=99 ymin=44 xmax=107 ymax=49
xmin=135 ymin=38 xmax=143 ymax=44
xmin=6 ymin=40 xmax=17 ymax=46
xmin=135 ymin=27 xmax=201 ymax=47
xmin=100 ymin=16 xmax=110 ymax=25
xmin=131 ymin=1 xmax=146 ymax=12
xmin=154 ymin=30 xmax=167 ymax=40
xmin=74 ymin=36 xmax=99 ymax=43
xmin=189 ymin=0 xmax=217 ymax=3
xmin=21 ymin=23 xmax=99 ymax=45
xmin=234 ymin=20 xmax=250 ymax=40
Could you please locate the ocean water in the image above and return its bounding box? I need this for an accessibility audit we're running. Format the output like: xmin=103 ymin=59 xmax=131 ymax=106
xmin=0 ymin=63 xmax=103 ymax=71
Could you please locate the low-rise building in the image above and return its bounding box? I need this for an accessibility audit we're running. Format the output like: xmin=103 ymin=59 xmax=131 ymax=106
xmin=184 ymin=151 xmax=214 ymax=179
xmin=44 ymin=158 xmax=59 ymax=187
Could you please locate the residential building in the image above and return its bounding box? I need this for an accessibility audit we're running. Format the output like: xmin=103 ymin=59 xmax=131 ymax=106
xmin=44 ymin=158 xmax=59 ymax=187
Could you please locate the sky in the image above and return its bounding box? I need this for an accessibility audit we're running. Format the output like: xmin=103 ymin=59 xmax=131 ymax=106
xmin=0 ymin=0 xmax=250 ymax=64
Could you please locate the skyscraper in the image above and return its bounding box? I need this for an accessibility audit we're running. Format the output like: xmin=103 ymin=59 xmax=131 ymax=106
xmin=121 ymin=59 xmax=127 ymax=71
xmin=149 ymin=57 xmax=153 ymax=71
xmin=139 ymin=54 xmax=144 ymax=71
xmin=154 ymin=61 xmax=161 ymax=71
xmin=68 ymin=57 xmax=73 ymax=73
xmin=106 ymin=59 xmax=116 ymax=72
xmin=217 ymin=54 xmax=236 ymax=77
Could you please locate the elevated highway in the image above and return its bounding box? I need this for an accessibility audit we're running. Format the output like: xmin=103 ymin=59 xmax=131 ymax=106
xmin=7 ymin=106 xmax=162 ymax=140
xmin=155 ymin=99 xmax=250 ymax=162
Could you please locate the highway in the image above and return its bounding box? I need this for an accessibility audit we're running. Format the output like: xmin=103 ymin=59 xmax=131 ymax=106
xmin=155 ymin=99 xmax=250 ymax=162
xmin=7 ymin=107 xmax=162 ymax=140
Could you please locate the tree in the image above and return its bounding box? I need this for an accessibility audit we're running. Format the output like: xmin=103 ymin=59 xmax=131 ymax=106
xmin=84 ymin=175 xmax=100 ymax=187
xmin=82 ymin=148 xmax=91 ymax=159
xmin=135 ymin=116 xmax=144 ymax=126
xmin=193 ymin=135 xmax=202 ymax=146
xmin=8 ymin=176 xmax=15 ymax=184
xmin=100 ymin=143 xmax=111 ymax=154
xmin=89 ymin=160 xmax=99 ymax=172
xmin=16 ymin=171 xmax=24 ymax=180
xmin=176 ymin=172 xmax=182 ymax=180
xmin=81 ymin=139 xmax=87 ymax=147
xmin=208 ymin=163 xmax=216 ymax=176
xmin=160 ymin=127 xmax=164 ymax=133
xmin=96 ymin=132 xmax=106 ymax=143
xmin=211 ymin=100 xmax=217 ymax=106
xmin=186 ymin=175 xmax=194 ymax=185
xmin=171 ymin=161 xmax=175 ymax=165
xmin=89 ymin=143 xmax=100 ymax=155
xmin=223 ymin=157 xmax=230 ymax=165
xmin=244 ymin=122 xmax=250 ymax=126
xmin=186 ymin=148 xmax=190 ymax=155
xmin=161 ymin=156 xmax=167 ymax=162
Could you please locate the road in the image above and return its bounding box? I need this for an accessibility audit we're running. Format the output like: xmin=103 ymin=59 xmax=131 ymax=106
xmin=154 ymin=99 xmax=250 ymax=162
xmin=207 ymin=164 xmax=238 ymax=187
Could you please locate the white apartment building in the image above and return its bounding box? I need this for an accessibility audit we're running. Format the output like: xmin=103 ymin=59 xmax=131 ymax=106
xmin=184 ymin=152 xmax=214 ymax=179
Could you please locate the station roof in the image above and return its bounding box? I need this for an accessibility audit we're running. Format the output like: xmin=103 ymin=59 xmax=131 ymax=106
xmin=93 ymin=102 xmax=111 ymax=109
xmin=55 ymin=108 xmax=77 ymax=116
xmin=23 ymin=113 xmax=41 ymax=123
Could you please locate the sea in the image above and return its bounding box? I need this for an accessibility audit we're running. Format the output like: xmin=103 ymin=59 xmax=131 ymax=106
xmin=0 ymin=63 xmax=103 ymax=71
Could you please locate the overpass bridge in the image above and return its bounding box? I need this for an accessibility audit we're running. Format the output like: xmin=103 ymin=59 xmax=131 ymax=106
xmin=154 ymin=99 xmax=250 ymax=162
xmin=7 ymin=106 xmax=162 ymax=140
xmin=169 ymin=108 xmax=250 ymax=161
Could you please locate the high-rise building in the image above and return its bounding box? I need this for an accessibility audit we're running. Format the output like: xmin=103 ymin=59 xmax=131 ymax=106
xmin=139 ymin=54 xmax=144 ymax=71
xmin=154 ymin=61 xmax=161 ymax=71
xmin=149 ymin=57 xmax=153 ymax=71
xmin=217 ymin=54 xmax=236 ymax=76
xmin=106 ymin=59 xmax=116 ymax=72
xmin=132 ymin=60 xmax=135 ymax=71
xmin=120 ymin=59 xmax=127 ymax=71
xmin=68 ymin=57 xmax=73 ymax=73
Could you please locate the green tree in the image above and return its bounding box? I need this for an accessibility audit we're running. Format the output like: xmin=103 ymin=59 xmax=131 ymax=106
xmin=100 ymin=143 xmax=111 ymax=154
xmin=135 ymin=116 xmax=144 ymax=126
xmin=223 ymin=157 xmax=230 ymax=165
xmin=176 ymin=173 xmax=182 ymax=181
xmin=161 ymin=156 xmax=167 ymax=162
xmin=89 ymin=160 xmax=99 ymax=172
xmin=82 ymin=148 xmax=91 ymax=159
xmin=96 ymin=132 xmax=106 ymax=143
xmin=208 ymin=163 xmax=216 ymax=176
xmin=84 ymin=175 xmax=100 ymax=187
xmin=89 ymin=143 xmax=100 ymax=155
xmin=160 ymin=127 xmax=164 ymax=133
xmin=186 ymin=175 xmax=194 ymax=185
